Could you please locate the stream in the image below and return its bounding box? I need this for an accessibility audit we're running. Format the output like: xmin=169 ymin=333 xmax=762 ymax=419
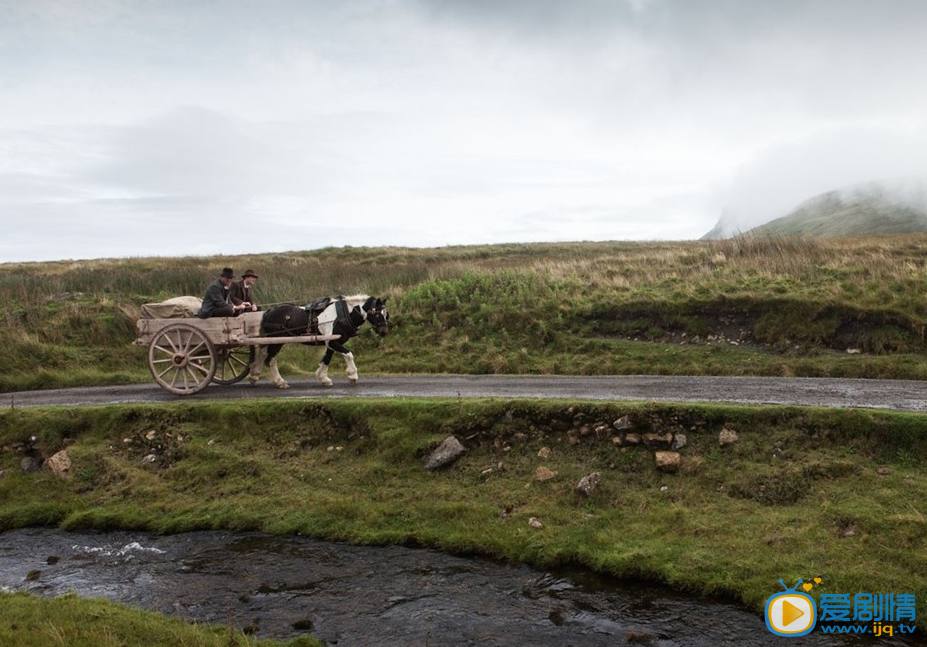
xmin=0 ymin=528 xmax=918 ymax=646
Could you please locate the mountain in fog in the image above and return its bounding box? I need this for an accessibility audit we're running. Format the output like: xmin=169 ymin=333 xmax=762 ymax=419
xmin=702 ymin=181 xmax=927 ymax=239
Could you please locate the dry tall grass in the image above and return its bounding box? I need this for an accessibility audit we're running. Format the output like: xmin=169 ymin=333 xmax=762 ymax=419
xmin=3 ymin=235 xmax=927 ymax=389
xmin=4 ymin=235 xmax=927 ymax=306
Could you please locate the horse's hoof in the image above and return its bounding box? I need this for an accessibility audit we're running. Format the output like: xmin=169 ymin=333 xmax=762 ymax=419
xmin=348 ymin=378 xmax=358 ymax=385
xmin=320 ymin=378 xmax=333 ymax=387
xmin=275 ymin=381 xmax=290 ymax=390
xmin=248 ymin=376 xmax=259 ymax=386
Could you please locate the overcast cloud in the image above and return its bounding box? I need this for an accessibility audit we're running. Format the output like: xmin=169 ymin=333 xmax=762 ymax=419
xmin=2 ymin=0 xmax=927 ymax=262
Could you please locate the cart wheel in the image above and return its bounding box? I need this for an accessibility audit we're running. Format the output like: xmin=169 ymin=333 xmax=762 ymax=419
xmin=147 ymin=323 xmax=217 ymax=395
xmin=213 ymin=345 xmax=255 ymax=385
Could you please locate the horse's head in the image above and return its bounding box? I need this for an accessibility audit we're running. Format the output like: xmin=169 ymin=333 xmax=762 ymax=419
xmin=363 ymin=296 xmax=390 ymax=337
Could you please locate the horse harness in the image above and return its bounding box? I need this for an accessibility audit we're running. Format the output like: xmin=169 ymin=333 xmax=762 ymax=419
xmin=303 ymin=296 xmax=364 ymax=337
xmin=265 ymin=296 xmax=375 ymax=338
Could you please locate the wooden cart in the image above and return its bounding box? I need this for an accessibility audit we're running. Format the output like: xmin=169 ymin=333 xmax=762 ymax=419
xmin=135 ymin=312 xmax=337 ymax=395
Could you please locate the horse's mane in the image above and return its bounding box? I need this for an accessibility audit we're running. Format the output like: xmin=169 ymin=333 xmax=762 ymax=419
xmin=336 ymin=293 xmax=372 ymax=306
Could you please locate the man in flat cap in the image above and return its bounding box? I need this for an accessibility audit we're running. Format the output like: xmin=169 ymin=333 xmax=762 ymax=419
xmin=198 ymin=267 xmax=249 ymax=317
xmin=230 ymin=269 xmax=260 ymax=312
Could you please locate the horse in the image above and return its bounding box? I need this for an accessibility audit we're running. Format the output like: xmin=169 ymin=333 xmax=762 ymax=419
xmin=248 ymin=294 xmax=390 ymax=388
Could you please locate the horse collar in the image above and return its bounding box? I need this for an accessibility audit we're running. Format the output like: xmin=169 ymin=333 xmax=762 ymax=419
xmin=335 ymin=299 xmax=362 ymax=337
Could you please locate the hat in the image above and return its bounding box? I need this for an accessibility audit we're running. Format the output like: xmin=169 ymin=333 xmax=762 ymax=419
xmin=242 ymin=269 xmax=259 ymax=279
xmin=220 ymin=267 xmax=235 ymax=279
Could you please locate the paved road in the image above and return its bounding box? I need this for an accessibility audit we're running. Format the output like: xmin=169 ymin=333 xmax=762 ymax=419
xmin=3 ymin=375 xmax=926 ymax=411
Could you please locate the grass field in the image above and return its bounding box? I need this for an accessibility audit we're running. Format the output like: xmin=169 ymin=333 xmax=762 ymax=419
xmin=2 ymin=237 xmax=926 ymax=644
xmin=0 ymin=591 xmax=322 ymax=647
xmin=2 ymin=400 xmax=926 ymax=624
xmin=3 ymin=235 xmax=927 ymax=392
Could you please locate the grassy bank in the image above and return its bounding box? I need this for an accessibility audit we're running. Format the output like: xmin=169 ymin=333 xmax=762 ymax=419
xmin=2 ymin=398 xmax=926 ymax=638
xmin=0 ymin=592 xmax=322 ymax=647
xmin=3 ymin=237 xmax=926 ymax=643
xmin=4 ymin=236 xmax=927 ymax=391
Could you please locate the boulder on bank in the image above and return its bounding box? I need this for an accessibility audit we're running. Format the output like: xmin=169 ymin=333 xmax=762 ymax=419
xmin=719 ymin=427 xmax=740 ymax=447
xmin=20 ymin=457 xmax=42 ymax=474
xmin=535 ymin=466 xmax=558 ymax=482
xmin=45 ymin=450 xmax=72 ymax=478
xmin=613 ymin=415 xmax=633 ymax=431
xmin=576 ymin=472 xmax=601 ymax=497
xmin=424 ymin=436 xmax=467 ymax=471
xmin=654 ymin=451 xmax=682 ymax=473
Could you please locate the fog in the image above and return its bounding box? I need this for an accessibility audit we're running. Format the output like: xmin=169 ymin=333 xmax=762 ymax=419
xmin=2 ymin=0 xmax=926 ymax=261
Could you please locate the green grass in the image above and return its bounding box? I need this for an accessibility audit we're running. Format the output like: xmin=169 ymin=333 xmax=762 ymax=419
xmin=2 ymin=399 xmax=926 ymax=629
xmin=5 ymin=236 xmax=927 ymax=391
xmin=0 ymin=592 xmax=322 ymax=647
xmin=3 ymin=238 xmax=927 ymax=642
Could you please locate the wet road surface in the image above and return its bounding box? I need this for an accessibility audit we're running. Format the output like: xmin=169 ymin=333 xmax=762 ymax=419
xmin=3 ymin=374 xmax=926 ymax=411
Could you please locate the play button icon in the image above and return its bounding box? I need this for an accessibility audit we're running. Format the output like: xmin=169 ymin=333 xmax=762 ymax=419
xmin=766 ymin=592 xmax=816 ymax=636
xmin=782 ymin=600 xmax=805 ymax=626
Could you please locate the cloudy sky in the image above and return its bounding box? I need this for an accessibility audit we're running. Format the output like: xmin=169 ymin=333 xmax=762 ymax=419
xmin=3 ymin=0 xmax=927 ymax=262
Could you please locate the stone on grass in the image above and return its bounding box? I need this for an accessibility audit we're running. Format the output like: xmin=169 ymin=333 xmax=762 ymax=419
xmin=424 ymin=436 xmax=467 ymax=471
xmin=20 ymin=457 xmax=42 ymax=474
xmin=576 ymin=472 xmax=601 ymax=497
xmin=613 ymin=415 xmax=633 ymax=431
xmin=642 ymin=432 xmax=673 ymax=448
xmin=654 ymin=451 xmax=682 ymax=473
xmin=45 ymin=450 xmax=71 ymax=478
xmin=718 ymin=427 xmax=740 ymax=447
xmin=535 ymin=466 xmax=558 ymax=481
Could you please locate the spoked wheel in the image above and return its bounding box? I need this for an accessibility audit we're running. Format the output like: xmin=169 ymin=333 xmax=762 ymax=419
xmin=213 ymin=345 xmax=255 ymax=385
xmin=147 ymin=323 xmax=217 ymax=395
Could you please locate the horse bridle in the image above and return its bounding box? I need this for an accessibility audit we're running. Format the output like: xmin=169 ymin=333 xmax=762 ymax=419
xmin=363 ymin=299 xmax=390 ymax=335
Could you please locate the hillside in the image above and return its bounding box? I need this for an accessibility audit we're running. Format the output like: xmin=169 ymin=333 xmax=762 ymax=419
xmin=5 ymin=242 xmax=927 ymax=641
xmin=4 ymin=237 xmax=927 ymax=392
xmin=749 ymin=189 xmax=927 ymax=237
xmin=703 ymin=182 xmax=927 ymax=239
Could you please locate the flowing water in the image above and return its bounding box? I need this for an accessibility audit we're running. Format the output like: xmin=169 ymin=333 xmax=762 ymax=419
xmin=0 ymin=528 xmax=918 ymax=646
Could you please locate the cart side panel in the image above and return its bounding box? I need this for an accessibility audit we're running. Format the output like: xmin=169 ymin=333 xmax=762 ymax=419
xmin=136 ymin=311 xmax=264 ymax=346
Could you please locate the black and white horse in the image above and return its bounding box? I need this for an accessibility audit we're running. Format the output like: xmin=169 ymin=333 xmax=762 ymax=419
xmin=248 ymin=294 xmax=389 ymax=388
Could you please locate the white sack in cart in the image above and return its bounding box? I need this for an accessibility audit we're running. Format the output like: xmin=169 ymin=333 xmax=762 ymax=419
xmin=139 ymin=296 xmax=203 ymax=319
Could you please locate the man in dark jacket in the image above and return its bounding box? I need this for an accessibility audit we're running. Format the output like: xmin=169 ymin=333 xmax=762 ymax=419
xmin=198 ymin=268 xmax=248 ymax=317
xmin=230 ymin=269 xmax=259 ymax=312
